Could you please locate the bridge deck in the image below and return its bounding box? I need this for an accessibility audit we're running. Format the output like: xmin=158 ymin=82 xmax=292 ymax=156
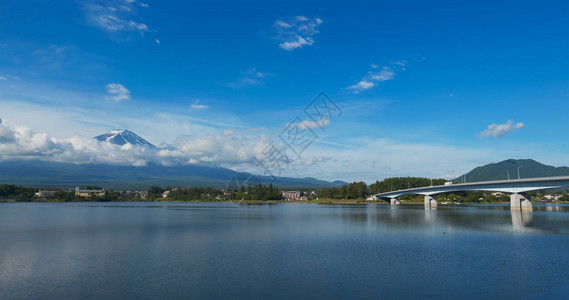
xmin=376 ymin=176 xmax=569 ymax=199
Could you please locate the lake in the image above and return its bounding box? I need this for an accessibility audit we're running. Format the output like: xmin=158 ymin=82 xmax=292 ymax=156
xmin=1 ymin=202 xmax=569 ymax=299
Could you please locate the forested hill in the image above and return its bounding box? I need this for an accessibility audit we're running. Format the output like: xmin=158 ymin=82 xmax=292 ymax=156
xmin=455 ymin=159 xmax=569 ymax=183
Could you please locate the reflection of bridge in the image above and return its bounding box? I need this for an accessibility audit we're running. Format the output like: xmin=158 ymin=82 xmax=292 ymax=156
xmin=374 ymin=176 xmax=569 ymax=211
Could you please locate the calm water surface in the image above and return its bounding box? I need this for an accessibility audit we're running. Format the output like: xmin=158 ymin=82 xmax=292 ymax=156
xmin=1 ymin=202 xmax=569 ymax=299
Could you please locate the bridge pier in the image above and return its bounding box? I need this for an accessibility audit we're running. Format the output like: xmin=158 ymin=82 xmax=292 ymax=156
xmin=511 ymin=210 xmax=533 ymax=229
xmin=390 ymin=197 xmax=400 ymax=205
xmin=510 ymin=193 xmax=533 ymax=212
xmin=424 ymin=195 xmax=437 ymax=208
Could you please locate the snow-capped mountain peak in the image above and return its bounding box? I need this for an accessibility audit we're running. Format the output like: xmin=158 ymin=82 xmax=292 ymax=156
xmin=94 ymin=129 xmax=157 ymax=149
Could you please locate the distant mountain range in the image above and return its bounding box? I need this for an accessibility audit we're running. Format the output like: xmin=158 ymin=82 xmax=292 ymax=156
xmin=95 ymin=129 xmax=157 ymax=149
xmin=455 ymin=159 xmax=569 ymax=183
xmin=0 ymin=160 xmax=346 ymax=190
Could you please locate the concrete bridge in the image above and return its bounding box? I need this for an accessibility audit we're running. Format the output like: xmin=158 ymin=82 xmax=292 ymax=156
xmin=374 ymin=176 xmax=569 ymax=211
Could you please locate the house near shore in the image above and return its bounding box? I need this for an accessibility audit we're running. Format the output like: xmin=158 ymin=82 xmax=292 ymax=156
xmin=544 ymin=194 xmax=560 ymax=201
xmin=75 ymin=187 xmax=105 ymax=197
xmin=492 ymin=192 xmax=503 ymax=199
xmin=282 ymin=191 xmax=308 ymax=201
xmin=34 ymin=187 xmax=61 ymax=198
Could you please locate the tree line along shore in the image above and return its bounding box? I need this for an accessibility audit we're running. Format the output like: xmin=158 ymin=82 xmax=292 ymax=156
xmin=1 ymin=177 xmax=569 ymax=203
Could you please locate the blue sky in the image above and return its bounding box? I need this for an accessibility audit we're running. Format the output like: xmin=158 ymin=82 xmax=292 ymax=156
xmin=0 ymin=0 xmax=568 ymax=182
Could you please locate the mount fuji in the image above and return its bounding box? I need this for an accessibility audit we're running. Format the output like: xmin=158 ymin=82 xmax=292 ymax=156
xmin=95 ymin=129 xmax=157 ymax=149
xmin=0 ymin=129 xmax=348 ymax=189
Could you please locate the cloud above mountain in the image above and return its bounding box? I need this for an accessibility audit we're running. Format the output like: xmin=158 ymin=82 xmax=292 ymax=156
xmin=0 ymin=118 xmax=268 ymax=168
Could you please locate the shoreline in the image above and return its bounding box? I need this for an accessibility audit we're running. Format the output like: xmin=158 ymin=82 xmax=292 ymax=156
xmin=2 ymin=199 xmax=568 ymax=205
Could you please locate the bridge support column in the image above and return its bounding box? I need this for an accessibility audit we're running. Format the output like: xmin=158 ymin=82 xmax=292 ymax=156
xmin=510 ymin=193 xmax=533 ymax=212
xmin=390 ymin=197 xmax=400 ymax=205
xmin=511 ymin=210 xmax=533 ymax=229
xmin=424 ymin=195 xmax=437 ymax=208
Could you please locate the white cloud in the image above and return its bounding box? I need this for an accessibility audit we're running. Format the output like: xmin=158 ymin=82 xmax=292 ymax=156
xmin=0 ymin=121 xmax=58 ymax=160
xmin=370 ymin=67 xmax=395 ymax=82
xmin=0 ymin=121 xmax=16 ymax=143
xmin=228 ymin=68 xmax=273 ymax=88
xmin=249 ymin=68 xmax=272 ymax=79
xmin=348 ymin=66 xmax=394 ymax=92
xmin=0 ymin=76 xmax=7 ymax=81
xmin=347 ymin=80 xmax=375 ymax=91
xmin=479 ymin=120 xmax=524 ymax=138
xmin=287 ymin=119 xmax=330 ymax=129
xmin=190 ymin=100 xmax=209 ymax=110
xmin=155 ymin=38 xmax=160 ymax=44
xmin=280 ymin=36 xmax=313 ymax=51
xmin=105 ymin=83 xmax=131 ymax=101
xmin=275 ymin=20 xmax=293 ymax=28
xmin=347 ymin=60 xmax=406 ymax=92
xmin=0 ymin=118 xmax=267 ymax=168
xmin=83 ymin=1 xmax=153 ymax=38
xmin=159 ymin=132 xmax=270 ymax=166
xmin=274 ymin=16 xmax=323 ymax=51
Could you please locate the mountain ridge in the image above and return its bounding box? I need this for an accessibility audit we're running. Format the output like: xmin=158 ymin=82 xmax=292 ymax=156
xmin=455 ymin=159 xmax=569 ymax=183
xmin=95 ymin=129 xmax=157 ymax=149
xmin=0 ymin=160 xmax=347 ymax=190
